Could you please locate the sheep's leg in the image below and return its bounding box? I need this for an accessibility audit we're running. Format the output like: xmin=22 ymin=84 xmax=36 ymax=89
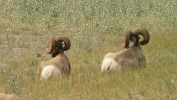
xmin=101 ymin=58 xmax=122 ymax=72
xmin=35 ymin=61 xmax=46 ymax=81
xmin=40 ymin=65 xmax=61 ymax=80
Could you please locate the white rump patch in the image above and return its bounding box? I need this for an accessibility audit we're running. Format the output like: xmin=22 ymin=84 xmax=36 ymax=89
xmin=101 ymin=58 xmax=121 ymax=72
xmin=40 ymin=65 xmax=61 ymax=80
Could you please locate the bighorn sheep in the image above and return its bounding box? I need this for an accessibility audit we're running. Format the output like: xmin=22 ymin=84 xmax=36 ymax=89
xmin=101 ymin=28 xmax=150 ymax=72
xmin=0 ymin=93 xmax=22 ymax=100
xmin=36 ymin=36 xmax=71 ymax=80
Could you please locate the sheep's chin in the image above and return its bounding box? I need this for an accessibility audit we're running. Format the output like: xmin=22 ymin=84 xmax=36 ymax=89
xmin=40 ymin=65 xmax=61 ymax=80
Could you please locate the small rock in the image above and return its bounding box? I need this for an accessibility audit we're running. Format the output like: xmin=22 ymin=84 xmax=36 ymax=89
xmin=0 ymin=63 xmax=8 ymax=68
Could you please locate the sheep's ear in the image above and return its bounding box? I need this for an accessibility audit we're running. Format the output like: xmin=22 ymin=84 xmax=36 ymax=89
xmin=44 ymin=37 xmax=56 ymax=54
xmin=55 ymin=36 xmax=71 ymax=51
xmin=124 ymin=30 xmax=132 ymax=48
xmin=133 ymin=28 xmax=150 ymax=45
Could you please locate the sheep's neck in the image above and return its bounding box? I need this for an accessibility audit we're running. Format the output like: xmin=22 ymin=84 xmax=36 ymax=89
xmin=129 ymin=41 xmax=141 ymax=50
xmin=52 ymin=50 xmax=64 ymax=57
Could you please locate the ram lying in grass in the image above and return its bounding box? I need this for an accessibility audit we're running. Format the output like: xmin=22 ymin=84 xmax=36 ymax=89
xmin=101 ymin=28 xmax=150 ymax=72
xmin=36 ymin=36 xmax=71 ymax=80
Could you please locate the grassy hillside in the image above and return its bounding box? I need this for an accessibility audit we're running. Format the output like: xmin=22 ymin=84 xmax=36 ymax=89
xmin=0 ymin=0 xmax=177 ymax=100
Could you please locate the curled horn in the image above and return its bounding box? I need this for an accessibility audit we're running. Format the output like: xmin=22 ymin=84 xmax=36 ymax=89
xmin=124 ymin=30 xmax=133 ymax=48
xmin=133 ymin=28 xmax=150 ymax=45
xmin=45 ymin=37 xmax=56 ymax=54
xmin=55 ymin=36 xmax=71 ymax=51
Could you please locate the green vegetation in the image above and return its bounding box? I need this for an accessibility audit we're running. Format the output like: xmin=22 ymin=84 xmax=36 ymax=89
xmin=0 ymin=0 xmax=177 ymax=100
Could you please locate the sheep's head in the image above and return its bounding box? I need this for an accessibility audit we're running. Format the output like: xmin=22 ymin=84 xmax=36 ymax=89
xmin=45 ymin=36 xmax=71 ymax=57
xmin=124 ymin=28 xmax=150 ymax=48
